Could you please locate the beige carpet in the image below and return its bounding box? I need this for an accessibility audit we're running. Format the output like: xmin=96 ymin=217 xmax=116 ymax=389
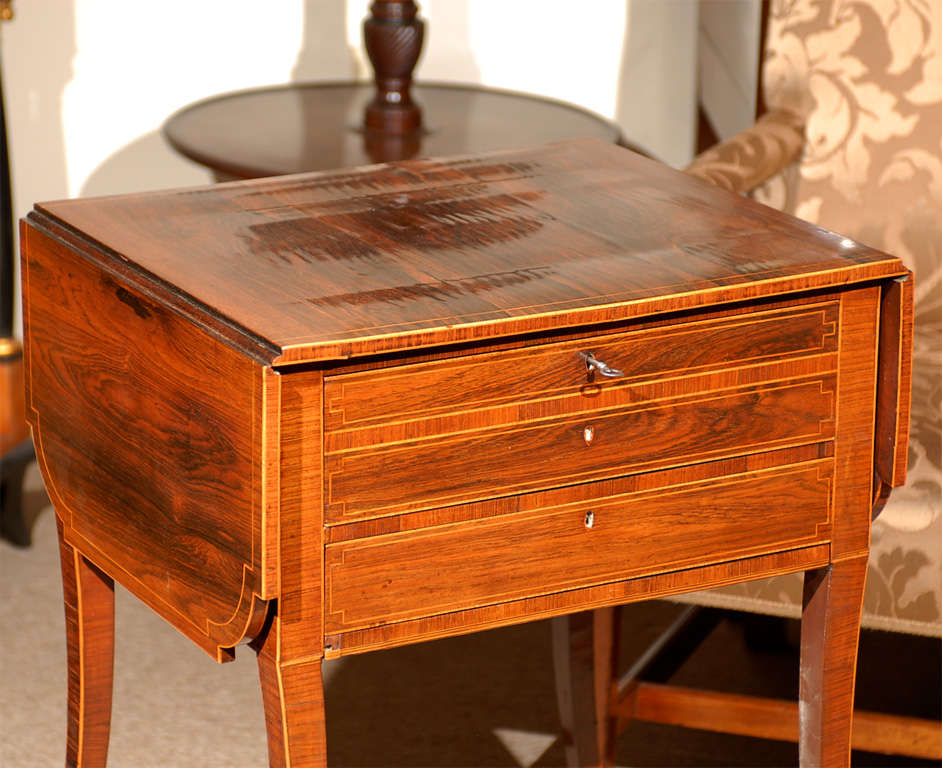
xmin=2 ymin=462 xmax=938 ymax=767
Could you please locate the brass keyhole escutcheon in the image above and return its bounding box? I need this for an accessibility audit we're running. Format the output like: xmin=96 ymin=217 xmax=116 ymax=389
xmin=585 ymin=510 xmax=595 ymax=529
xmin=583 ymin=425 xmax=595 ymax=445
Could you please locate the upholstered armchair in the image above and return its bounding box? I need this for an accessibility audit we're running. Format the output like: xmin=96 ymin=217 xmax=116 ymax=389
xmin=688 ymin=0 xmax=942 ymax=637
xmin=683 ymin=0 xmax=940 ymax=657
xmin=571 ymin=1 xmax=941 ymax=762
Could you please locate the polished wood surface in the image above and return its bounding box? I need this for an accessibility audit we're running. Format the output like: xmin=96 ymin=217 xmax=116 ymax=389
xmin=325 ymin=378 xmax=836 ymax=521
xmin=251 ymin=610 xmax=328 ymax=767
xmin=23 ymin=223 xmax=270 ymax=659
xmin=325 ymin=460 xmax=834 ymax=633
xmin=59 ymin=520 xmax=115 ymax=768
xmin=164 ymin=83 xmax=622 ymax=179
xmin=362 ymin=1 xmax=424 ymax=136
xmin=875 ymin=275 xmax=913 ymax=491
xmin=21 ymin=139 xmax=912 ymax=766
xmin=327 ymin=545 xmax=834 ymax=662
xmin=34 ymin=139 xmax=902 ymax=364
xmin=250 ymin=361 xmax=329 ymax=766
xmin=799 ymin=556 xmax=870 ymax=766
xmin=828 ymin=286 xmax=882 ymax=559
xmin=615 ymin=682 xmax=942 ymax=760
xmin=323 ymin=301 xmax=839 ymax=432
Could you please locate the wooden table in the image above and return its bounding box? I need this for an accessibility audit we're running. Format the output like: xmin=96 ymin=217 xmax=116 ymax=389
xmin=21 ymin=139 xmax=912 ymax=767
xmin=163 ymin=81 xmax=625 ymax=180
xmin=162 ymin=0 xmax=627 ymax=182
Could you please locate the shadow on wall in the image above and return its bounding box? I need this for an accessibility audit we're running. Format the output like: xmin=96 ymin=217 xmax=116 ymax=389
xmin=614 ymin=0 xmax=698 ymax=168
xmin=291 ymin=0 xmax=357 ymax=82
xmin=80 ymin=0 xmax=357 ymax=198
xmin=81 ymin=0 xmax=487 ymax=195
xmin=7 ymin=0 xmax=73 ymax=207
xmin=81 ymin=132 xmax=210 ymax=198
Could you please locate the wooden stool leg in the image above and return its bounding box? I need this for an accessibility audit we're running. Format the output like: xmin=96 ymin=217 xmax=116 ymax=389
xmin=251 ymin=609 xmax=327 ymax=768
xmin=58 ymin=522 xmax=115 ymax=768
xmin=799 ymin=555 xmax=868 ymax=768
xmin=552 ymin=606 xmax=620 ymax=767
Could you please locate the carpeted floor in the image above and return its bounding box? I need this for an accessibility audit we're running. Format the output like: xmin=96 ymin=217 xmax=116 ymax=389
xmin=1 ymin=461 xmax=939 ymax=767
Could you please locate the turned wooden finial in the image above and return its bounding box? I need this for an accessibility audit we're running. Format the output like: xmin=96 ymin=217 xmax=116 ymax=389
xmin=363 ymin=0 xmax=424 ymax=136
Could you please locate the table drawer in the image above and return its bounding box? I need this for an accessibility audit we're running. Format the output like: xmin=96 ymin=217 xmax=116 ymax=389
xmin=324 ymin=457 xmax=833 ymax=634
xmin=325 ymin=376 xmax=835 ymax=521
xmin=324 ymin=302 xmax=838 ymax=437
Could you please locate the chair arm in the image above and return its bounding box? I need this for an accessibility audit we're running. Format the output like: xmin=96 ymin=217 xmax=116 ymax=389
xmin=684 ymin=108 xmax=804 ymax=194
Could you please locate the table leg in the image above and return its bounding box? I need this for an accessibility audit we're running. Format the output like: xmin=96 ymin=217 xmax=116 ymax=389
xmin=552 ymin=606 xmax=620 ymax=767
xmin=251 ymin=609 xmax=327 ymax=768
xmin=58 ymin=522 xmax=115 ymax=768
xmin=799 ymin=554 xmax=868 ymax=767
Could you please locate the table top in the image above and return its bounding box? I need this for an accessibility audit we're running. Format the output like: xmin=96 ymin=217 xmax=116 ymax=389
xmin=163 ymin=82 xmax=624 ymax=179
xmin=35 ymin=138 xmax=905 ymax=366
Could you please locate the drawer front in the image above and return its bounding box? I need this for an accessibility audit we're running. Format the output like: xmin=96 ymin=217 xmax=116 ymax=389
xmin=324 ymin=459 xmax=833 ymax=633
xmin=325 ymin=377 xmax=835 ymax=521
xmin=325 ymin=302 xmax=838 ymax=436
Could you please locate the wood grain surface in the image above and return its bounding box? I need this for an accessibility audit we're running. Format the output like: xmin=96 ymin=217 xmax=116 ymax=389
xmin=163 ymin=82 xmax=622 ymax=180
xmin=318 ymin=291 xmax=850 ymax=378
xmin=250 ymin=364 xmax=328 ymax=767
xmin=616 ymin=683 xmax=942 ymax=760
xmin=22 ymin=136 xmax=915 ymax=767
xmin=59 ymin=519 xmax=114 ymax=768
xmin=324 ymin=302 xmax=838 ymax=433
xmin=324 ymin=443 xmax=833 ymax=544
xmin=800 ymin=555 xmax=870 ymax=767
xmin=324 ymin=460 xmax=833 ymax=633
xmin=325 ymin=377 xmax=836 ymax=521
xmin=875 ymin=274 xmax=913 ymax=490
xmin=23 ymin=224 xmax=269 ymax=658
xmin=830 ymin=287 xmax=881 ymax=559
xmin=31 ymin=139 xmax=907 ymax=364
xmin=324 ymin=544 xmax=832 ymax=658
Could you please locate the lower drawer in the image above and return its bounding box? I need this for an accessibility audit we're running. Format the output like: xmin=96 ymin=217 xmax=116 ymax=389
xmin=324 ymin=457 xmax=833 ymax=633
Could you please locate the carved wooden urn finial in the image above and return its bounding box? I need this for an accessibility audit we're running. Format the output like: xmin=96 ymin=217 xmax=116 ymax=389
xmin=363 ymin=0 xmax=425 ymax=136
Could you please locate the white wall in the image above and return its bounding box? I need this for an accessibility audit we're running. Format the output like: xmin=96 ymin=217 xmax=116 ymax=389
xmin=1 ymin=0 xmax=703 ymax=329
xmin=698 ymin=0 xmax=761 ymax=140
xmin=617 ymin=0 xmax=699 ymax=165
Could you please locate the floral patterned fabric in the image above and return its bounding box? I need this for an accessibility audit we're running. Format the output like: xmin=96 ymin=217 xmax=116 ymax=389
xmin=676 ymin=0 xmax=942 ymax=637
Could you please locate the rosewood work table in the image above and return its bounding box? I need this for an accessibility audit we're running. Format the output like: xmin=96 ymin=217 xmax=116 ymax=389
xmin=21 ymin=139 xmax=912 ymax=767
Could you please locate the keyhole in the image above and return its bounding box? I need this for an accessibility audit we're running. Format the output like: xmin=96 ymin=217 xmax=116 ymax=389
xmin=585 ymin=510 xmax=595 ymax=529
xmin=583 ymin=425 xmax=595 ymax=445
